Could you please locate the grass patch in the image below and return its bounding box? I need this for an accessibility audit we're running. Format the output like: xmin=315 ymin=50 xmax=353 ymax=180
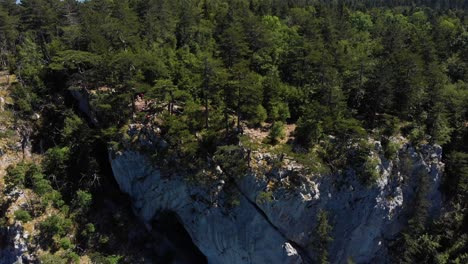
xmin=272 ymin=143 xmax=330 ymax=174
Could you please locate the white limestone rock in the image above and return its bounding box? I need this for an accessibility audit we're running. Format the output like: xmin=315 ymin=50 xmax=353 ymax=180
xmin=109 ymin=143 xmax=444 ymax=264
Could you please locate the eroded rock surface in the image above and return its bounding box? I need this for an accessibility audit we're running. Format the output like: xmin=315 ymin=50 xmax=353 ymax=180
xmin=109 ymin=142 xmax=443 ymax=264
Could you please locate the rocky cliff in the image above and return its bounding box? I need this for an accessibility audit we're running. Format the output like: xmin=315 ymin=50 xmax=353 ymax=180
xmin=109 ymin=141 xmax=444 ymax=264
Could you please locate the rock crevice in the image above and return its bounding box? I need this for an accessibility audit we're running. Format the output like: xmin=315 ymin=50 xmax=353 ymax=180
xmin=109 ymin=143 xmax=443 ymax=264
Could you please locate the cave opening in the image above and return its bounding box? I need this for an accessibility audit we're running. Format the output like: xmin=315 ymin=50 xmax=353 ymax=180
xmin=151 ymin=211 xmax=208 ymax=264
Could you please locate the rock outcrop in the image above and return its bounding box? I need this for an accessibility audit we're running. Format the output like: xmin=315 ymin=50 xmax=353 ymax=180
xmin=0 ymin=214 xmax=32 ymax=264
xmin=109 ymin=142 xmax=444 ymax=264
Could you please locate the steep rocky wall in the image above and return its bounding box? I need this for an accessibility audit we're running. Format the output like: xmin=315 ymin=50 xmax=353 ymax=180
xmin=109 ymin=143 xmax=443 ymax=264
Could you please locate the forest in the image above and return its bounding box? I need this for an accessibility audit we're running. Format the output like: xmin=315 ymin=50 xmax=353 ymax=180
xmin=0 ymin=0 xmax=467 ymax=263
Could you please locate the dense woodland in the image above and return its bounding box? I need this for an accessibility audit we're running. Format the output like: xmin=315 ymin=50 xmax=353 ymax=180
xmin=0 ymin=0 xmax=467 ymax=263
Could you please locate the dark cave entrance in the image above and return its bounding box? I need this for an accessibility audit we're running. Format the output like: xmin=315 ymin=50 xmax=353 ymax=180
xmin=151 ymin=211 xmax=208 ymax=264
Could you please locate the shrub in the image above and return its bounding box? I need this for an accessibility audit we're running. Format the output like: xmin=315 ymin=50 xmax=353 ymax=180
xmin=362 ymin=156 xmax=380 ymax=186
xmin=267 ymin=121 xmax=285 ymax=145
xmin=269 ymin=102 xmax=290 ymax=122
xmin=59 ymin=237 xmax=72 ymax=250
xmin=39 ymin=253 xmax=68 ymax=264
xmin=81 ymin=223 xmax=95 ymax=237
xmin=256 ymin=191 xmax=273 ymax=204
xmin=62 ymin=114 xmax=84 ymax=141
xmin=384 ymin=140 xmax=400 ymax=160
xmin=32 ymin=175 xmax=53 ymax=196
xmin=4 ymin=162 xmax=30 ymax=191
xmin=409 ymin=126 xmax=426 ymax=145
xmin=214 ymin=145 xmax=248 ymax=178
xmin=72 ymin=190 xmax=92 ymax=215
xmin=90 ymin=253 xmax=122 ymax=264
xmin=65 ymin=252 xmax=79 ymax=263
xmin=381 ymin=114 xmax=400 ymax=137
xmin=42 ymin=190 xmax=64 ymax=208
xmin=39 ymin=251 xmax=79 ymax=263
xmin=99 ymin=235 xmax=110 ymax=245
xmin=39 ymin=215 xmax=73 ymax=239
xmin=247 ymin=104 xmax=267 ymax=127
xmin=43 ymin=147 xmax=70 ymax=179
xmin=295 ymin=107 xmax=323 ymax=149
xmin=312 ymin=210 xmax=333 ymax=264
xmin=14 ymin=209 xmax=31 ymax=222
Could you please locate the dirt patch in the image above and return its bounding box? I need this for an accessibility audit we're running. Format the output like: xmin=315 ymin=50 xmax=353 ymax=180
xmin=243 ymin=123 xmax=296 ymax=144
xmin=243 ymin=125 xmax=270 ymax=143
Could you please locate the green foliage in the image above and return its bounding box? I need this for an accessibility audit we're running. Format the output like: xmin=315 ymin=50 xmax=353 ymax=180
xmin=214 ymin=145 xmax=248 ymax=178
xmin=39 ymin=253 xmax=68 ymax=264
xmin=408 ymin=126 xmax=426 ymax=145
xmin=383 ymin=140 xmax=400 ymax=160
xmin=62 ymin=114 xmax=84 ymax=141
xmin=396 ymin=170 xmax=433 ymax=263
xmin=267 ymin=121 xmax=285 ymax=145
xmin=445 ymin=151 xmax=468 ymax=200
xmin=248 ymin=104 xmax=267 ymax=127
xmin=82 ymin=223 xmax=95 ymax=237
xmin=256 ymin=191 xmax=273 ymax=204
xmin=0 ymin=128 xmax=15 ymax=140
xmin=312 ymin=210 xmax=333 ymax=264
xmin=43 ymin=147 xmax=70 ymax=188
xmin=49 ymin=50 xmax=101 ymax=72
xmin=362 ymin=156 xmax=381 ymax=186
xmin=58 ymin=237 xmax=72 ymax=250
xmin=295 ymin=104 xmax=325 ymax=149
xmin=269 ymin=101 xmax=290 ymax=122
xmin=10 ymin=83 xmax=39 ymax=115
xmin=90 ymin=253 xmax=123 ymax=264
xmin=16 ymin=35 xmax=45 ymax=90
xmin=39 ymin=251 xmax=80 ymax=264
xmin=39 ymin=215 xmax=73 ymax=240
xmin=4 ymin=162 xmax=30 ymax=191
xmin=72 ymin=190 xmax=92 ymax=215
xmin=14 ymin=209 xmax=32 ymax=222
xmin=2 ymin=1 xmax=468 ymax=261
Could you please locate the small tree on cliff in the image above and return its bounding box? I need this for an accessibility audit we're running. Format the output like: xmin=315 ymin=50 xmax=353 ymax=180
xmin=312 ymin=209 xmax=333 ymax=264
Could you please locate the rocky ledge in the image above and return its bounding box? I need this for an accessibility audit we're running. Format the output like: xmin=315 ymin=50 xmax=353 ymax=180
xmin=109 ymin=142 xmax=443 ymax=264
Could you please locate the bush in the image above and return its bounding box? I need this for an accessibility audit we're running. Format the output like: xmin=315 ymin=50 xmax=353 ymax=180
xmin=4 ymin=162 xmax=30 ymax=191
xmin=312 ymin=210 xmax=333 ymax=264
xmin=361 ymin=156 xmax=380 ymax=186
xmin=39 ymin=253 xmax=68 ymax=264
xmin=90 ymin=253 xmax=122 ymax=264
xmin=247 ymin=104 xmax=267 ymax=127
xmin=381 ymin=114 xmax=400 ymax=137
xmin=59 ymin=237 xmax=73 ymax=250
xmin=269 ymin=102 xmax=290 ymax=122
xmin=14 ymin=209 xmax=32 ymax=222
xmin=39 ymin=251 xmax=80 ymax=264
xmin=62 ymin=114 xmax=84 ymax=141
xmin=32 ymin=175 xmax=53 ymax=196
xmin=295 ymin=106 xmax=324 ymax=149
xmin=214 ymin=145 xmax=248 ymax=178
xmin=39 ymin=215 xmax=73 ymax=239
xmin=383 ymin=140 xmax=400 ymax=160
xmin=81 ymin=223 xmax=95 ymax=237
xmin=72 ymin=190 xmax=92 ymax=215
xmin=256 ymin=191 xmax=273 ymax=204
xmin=408 ymin=126 xmax=426 ymax=145
xmin=267 ymin=121 xmax=285 ymax=145
xmin=65 ymin=252 xmax=79 ymax=263
xmin=43 ymin=147 xmax=70 ymax=178
xmin=42 ymin=190 xmax=65 ymax=208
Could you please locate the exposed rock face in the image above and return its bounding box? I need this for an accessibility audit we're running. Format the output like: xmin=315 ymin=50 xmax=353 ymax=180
xmin=0 ymin=96 xmax=5 ymax=112
xmin=109 ymin=143 xmax=443 ymax=264
xmin=0 ymin=221 xmax=31 ymax=264
xmin=69 ymin=88 xmax=99 ymax=126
